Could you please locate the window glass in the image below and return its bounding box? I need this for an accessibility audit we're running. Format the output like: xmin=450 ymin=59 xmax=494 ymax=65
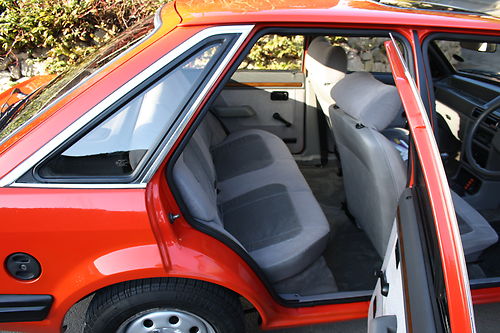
xmin=435 ymin=40 xmax=500 ymax=79
xmin=0 ymin=16 xmax=155 ymax=143
xmin=237 ymin=34 xmax=304 ymax=70
xmin=39 ymin=42 xmax=223 ymax=179
xmin=332 ymin=37 xmax=391 ymax=73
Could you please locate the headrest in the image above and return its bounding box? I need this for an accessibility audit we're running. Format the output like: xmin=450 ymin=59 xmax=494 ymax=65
xmin=331 ymin=72 xmax=402 ymax=131
xmin=305 ymin=37 xmax=347 ymax=84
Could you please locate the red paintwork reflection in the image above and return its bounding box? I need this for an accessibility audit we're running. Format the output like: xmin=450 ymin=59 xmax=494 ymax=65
xmin=175 ymin=0 xmax=500 ymax=30
xmin=0 ymin=188 xmax=164 ymax=333
xmin=472 ymin=287 xmax=500 ymax=305
xmin=0 ymin=75 xmax=55 ymax=112
xmin=94 ymin=245 xmax=162 ymax=276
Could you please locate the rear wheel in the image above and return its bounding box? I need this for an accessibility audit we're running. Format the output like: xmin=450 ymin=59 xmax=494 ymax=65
xmin=84 ymin=278 xmax=244 ymax=333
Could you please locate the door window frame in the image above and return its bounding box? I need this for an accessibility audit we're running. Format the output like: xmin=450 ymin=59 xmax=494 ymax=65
xmin=164 ymin=25 xmax=415 ymax=307
xmin=2 ymin=25 xmax=254 ymax=188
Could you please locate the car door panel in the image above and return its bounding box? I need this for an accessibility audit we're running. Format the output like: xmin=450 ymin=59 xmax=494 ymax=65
xmin=213 ymin=70 xmax=305 ymax=153
xmin=369 ymin=188 xmax=446 ymax=333
xmin=368 ymin=219 xmax=405 ymax=333
xmin=370 ymin=37 xmax=475 ymax=333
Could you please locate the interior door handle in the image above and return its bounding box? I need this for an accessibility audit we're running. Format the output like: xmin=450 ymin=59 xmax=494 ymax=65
xmin=273 ymin=113 xmax=292 ymax=127
xmin=271 ymin=91 xmax=289 ymax=100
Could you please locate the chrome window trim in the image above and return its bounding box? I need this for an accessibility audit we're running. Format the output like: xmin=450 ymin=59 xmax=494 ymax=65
xmin=1 ymin=25 xmax=254 ymax=188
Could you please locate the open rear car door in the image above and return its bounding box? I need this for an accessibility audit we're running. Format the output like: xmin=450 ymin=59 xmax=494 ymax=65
xmin=368 ymin=37 xmax=475 ymax=333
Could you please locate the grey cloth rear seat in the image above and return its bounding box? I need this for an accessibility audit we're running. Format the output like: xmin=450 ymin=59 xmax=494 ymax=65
xmin=173 ymin=113 xmax=330 ymax=282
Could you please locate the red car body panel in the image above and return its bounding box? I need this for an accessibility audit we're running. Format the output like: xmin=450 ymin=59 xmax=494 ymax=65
xmin=0 ymin=188 xmax=164 ymax=332
xmin=175 ymin=0 xmax=499 ymax=30
xmin=0 ymin=1 xmax=498 ymax=332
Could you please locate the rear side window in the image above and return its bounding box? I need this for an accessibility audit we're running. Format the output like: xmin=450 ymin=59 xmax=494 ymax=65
xmin=237 ymin=34 xmax=304 ymax=71
xmin=37 ymin=42 xmax=224 ymax=180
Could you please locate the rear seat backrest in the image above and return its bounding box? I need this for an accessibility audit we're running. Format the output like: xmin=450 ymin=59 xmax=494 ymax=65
xmin=172 ymin=112 xmax=229 ymax=225
xmin=196 ymin=112 xmax=227 ymax=148
xmin=173 ymin=130 xmax=222 ymax=225
xmin=173 ymin=112 xmax=330 ymax=282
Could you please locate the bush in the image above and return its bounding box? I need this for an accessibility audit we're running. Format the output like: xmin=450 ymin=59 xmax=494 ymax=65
xmin=0 ymin=0 xmax=167 ymax=73
xmin=240 ymin=35 xmax=304 ymax=70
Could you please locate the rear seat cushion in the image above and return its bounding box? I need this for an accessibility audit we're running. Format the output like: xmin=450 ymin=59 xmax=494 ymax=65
xmin=220 ymin=183 xmax=330 ymax=282
xmin=173 ymin=112 xmax=330 ymax=282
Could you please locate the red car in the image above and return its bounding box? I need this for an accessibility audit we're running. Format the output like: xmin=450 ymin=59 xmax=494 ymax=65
xmin=0 ymin=1 xmax=499 ymax=332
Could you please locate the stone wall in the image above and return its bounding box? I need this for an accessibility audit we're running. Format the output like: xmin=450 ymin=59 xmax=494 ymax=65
xmin=340 ymin=37 xmax=392 ymax=73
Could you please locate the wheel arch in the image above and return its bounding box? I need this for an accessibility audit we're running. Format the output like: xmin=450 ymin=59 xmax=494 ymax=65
xmin=63 ymin=276 xmax=260 ymax=331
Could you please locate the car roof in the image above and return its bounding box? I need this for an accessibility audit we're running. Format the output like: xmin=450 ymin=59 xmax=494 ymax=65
xmin=173 ymin=0 xmax=500 ymax=31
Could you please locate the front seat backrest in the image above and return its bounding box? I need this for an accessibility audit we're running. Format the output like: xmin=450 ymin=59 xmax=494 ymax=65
xmin=330 ymin=72 xmax=404 ymax=257
xmin=305 ymin=37 xmax=347 ymax=116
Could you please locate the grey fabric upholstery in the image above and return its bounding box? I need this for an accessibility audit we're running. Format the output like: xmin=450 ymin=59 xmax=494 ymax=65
xmin=384 ymin=128 xmax=498 ymax=261
xmin=329 ymin=72 xmax=405 ymax=257
xmin=173 ymin=131 xmax=221 ymax=225
xmin=452 ymin=191 xmax=499 ymax=261
xmin=329 ymin=71 xmax=497 ymax=259
xmin=305 ymin=37 xmax=347 ymax=116
xmin=173 ymin=112 xmax=330 ymax=282
xmin=306 ymin=37 xmax=347 ymax=74
xmin=331 ymin=72 xmax=402 ymax=131
xmin=330 ymin=108 xmax=407 ymax=257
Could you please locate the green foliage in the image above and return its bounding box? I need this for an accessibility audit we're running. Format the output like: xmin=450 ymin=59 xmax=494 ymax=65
xmin=240 ymin=35 xmax=304 ymax=70
xmin=238 ymin=35 xmax=348 ymax=71
xmin=0 ymin=0 xmax=167 ymax=73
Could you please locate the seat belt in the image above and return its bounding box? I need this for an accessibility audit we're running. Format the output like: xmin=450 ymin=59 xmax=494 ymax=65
xmin=317 ymin=104 xmax=329 ymax=166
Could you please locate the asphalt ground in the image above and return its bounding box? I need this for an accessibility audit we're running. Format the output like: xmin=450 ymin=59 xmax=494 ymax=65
xmin=4 ymin=300 xmax=500 ymax=332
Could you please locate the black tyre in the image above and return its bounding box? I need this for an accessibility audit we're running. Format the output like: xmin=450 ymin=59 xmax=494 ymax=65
xmin=84 ymin=278 xmax=245 ymax=333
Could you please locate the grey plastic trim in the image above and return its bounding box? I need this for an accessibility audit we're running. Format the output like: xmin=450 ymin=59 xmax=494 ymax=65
xmin=1 ymin=25 xmax=253 ymax=189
